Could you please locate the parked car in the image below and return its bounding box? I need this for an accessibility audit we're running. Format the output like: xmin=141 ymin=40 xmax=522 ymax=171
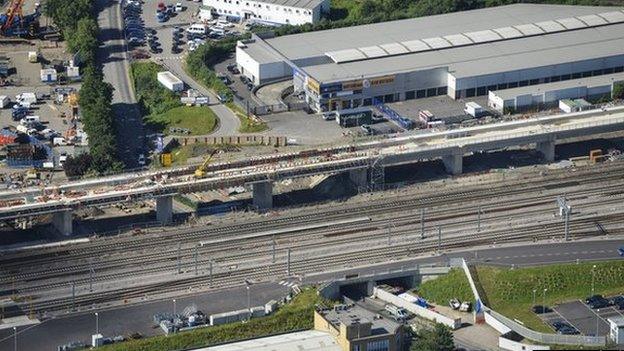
xmin=585 ymin=295 xmax=604 ymax=304
xmin=138 ymin=154 xmax=146 ymax=166
xmin=361 ymin=124 xmax=373 ymax=135
xmin=174 ymin=2 xmax=183 ymax=11
xmin=171 ymin=45 xmax=181 ymax=54
xmin=384 ymin=304 xmax=408 ymax=322
xmin=588 ymin=297 xmax=610 ymax=309
xmin=618 ymin=246 xmax=624 ymax=256
xmin=558 ymin=326 xmax=579 ymax=335
xmin=127 ymin=37 xmax=145 ymax=46
xmin=531 ymin=305 xmax=552 ymax=314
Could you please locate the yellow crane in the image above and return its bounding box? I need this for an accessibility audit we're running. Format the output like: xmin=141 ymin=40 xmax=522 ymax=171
xmin=194 ymin=149 xmax=219 ymax=178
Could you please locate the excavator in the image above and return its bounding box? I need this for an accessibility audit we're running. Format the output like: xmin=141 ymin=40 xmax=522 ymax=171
xmin=194 ymin=149 xmax=219 ymax=178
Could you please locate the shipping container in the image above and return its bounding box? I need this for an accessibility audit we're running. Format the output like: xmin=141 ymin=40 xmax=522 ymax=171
xmin=157 ymin=71 xmax=184 ymax=92
xmin=335 ymin=107 xmax=372 ymax=128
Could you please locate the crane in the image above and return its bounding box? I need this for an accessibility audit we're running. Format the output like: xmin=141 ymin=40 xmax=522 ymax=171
xmin=194 ymin=149 xmax=219 ymax=178
xmin=0 ymin=0 xmax=40 ymax=37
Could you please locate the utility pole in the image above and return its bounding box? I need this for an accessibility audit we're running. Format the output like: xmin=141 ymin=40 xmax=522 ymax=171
xmin=13 ymin=326 xmax=16 ymax=351
xmin=209 ymin=260 xmax=213 ymax=286
xmin=89 ymin=261 xmax=94 ymax=293
xmin=420 ymin=208 xmax=425 ymax=239
xmin=286 ymin=248 xmax=291 ymax=276
xmin=437 ymin=226 xmax=442 ymax=253
xmin=177 ymin=242 xmax=181 ymax=274
xmin=71 ymin=282 xmax=75 ymax=312
xmin=194 ymin=246 xmax=198 ymax=276
xmin=387 ymin=225 xmax=391 ymax=246
xmin=556 ymin=196 xmax=571 ymax=241
xmin=272 ymin=235 xmax=276 ymax=263
xmin=477 ymin=206 xmax=482 ymax=232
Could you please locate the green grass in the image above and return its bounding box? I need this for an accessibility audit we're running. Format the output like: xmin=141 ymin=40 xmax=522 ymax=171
xmin=226 ymin=102 xmax=268 ymax=133
xmin=415 ymin=268 xmax=473 ymax=305
xmin=130 ymin=62 xmax=181 ymax=116
xmin=100 ymin=287 xmax=332 ymax=351
xmin=475 ymin=261 xmax=624 ymax=333
xmin=146 ymin=106 xmax=217 ymax=136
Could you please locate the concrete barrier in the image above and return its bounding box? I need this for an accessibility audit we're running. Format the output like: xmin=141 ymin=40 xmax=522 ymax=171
xmin=373 ymin=287 xmax=462 ymax=330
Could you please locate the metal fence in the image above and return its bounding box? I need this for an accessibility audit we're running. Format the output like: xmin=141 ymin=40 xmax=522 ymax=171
xmin=461 ymin=259 xmax=607 ymax=347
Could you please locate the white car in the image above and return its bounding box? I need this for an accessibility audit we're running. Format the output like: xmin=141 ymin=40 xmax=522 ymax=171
xmin=174 ymin=2 xmax=183 ymax=11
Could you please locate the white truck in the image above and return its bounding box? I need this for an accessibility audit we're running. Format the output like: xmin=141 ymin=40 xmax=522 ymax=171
xmin=16 ymin=93 xmax=37 ymax=108
xmin=464 ymin=102 xmax=485 ymax=118
xmin=53 ymin=137 xmax=69 ymax=146
xmin=0 ymin=95 xmax=10 ymax=108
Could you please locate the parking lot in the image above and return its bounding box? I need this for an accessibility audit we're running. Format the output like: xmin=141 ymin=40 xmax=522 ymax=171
xmin=537 ymin=295 xmax=624 ymax=336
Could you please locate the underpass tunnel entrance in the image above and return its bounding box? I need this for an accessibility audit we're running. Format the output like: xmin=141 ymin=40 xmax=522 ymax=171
xmin=340 ymin=282 xmax=370 ymax=301
xmin=375 ymin=276 xmax=415 ymax=291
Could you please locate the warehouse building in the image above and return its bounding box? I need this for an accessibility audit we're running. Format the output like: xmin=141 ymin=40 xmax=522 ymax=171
xmin=488 ymin=72 xmax=624 ymax=113
xmin=203 ymin=0 xmax=329 ymax=25
xmin=236 ymin=4 xmax=624 ymax=112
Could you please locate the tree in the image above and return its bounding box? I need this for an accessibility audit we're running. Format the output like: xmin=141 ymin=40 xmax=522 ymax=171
xmin=63 ymin=153 xmax=93 ymax=177
xmin=411 ymin=324 xmax=455 ymax=351
xmin=613 ymin=82 xmax=624 ymax=100
xmin=67 ymin=18 xmax=99 ymax=65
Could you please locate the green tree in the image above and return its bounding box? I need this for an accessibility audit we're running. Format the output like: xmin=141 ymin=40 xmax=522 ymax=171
xmin=411 ymin=324 xmax=455 ymax=351
xmin=67 ymin=18 xmax=99 ymax=65
xmin=613 ymin=82 xmax=624 ymax=100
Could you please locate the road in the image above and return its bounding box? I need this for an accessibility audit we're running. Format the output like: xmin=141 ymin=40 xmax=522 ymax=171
xmin=96 ymin=0 xmax=145 ymax=169
xmin=158 ymin=58 xmax=241 ymax=136
xmin=1 ymin=238 xmax=622 ymax=351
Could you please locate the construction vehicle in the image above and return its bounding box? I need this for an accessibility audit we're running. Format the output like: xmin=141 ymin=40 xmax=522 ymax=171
xmin=194 ymin=149 xmax=219 ymax=178
xmin=0 ymin=0 xmax=41 ymax=37
xmin=67 ymin=92 xmax=78 ymax=118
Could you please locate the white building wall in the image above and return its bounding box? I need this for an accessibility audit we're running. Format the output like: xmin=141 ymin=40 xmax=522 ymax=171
xmin=204 ymin=0 xmax=327 ymax=25
xmin=236 ymin=46 xmax=261 ymax=84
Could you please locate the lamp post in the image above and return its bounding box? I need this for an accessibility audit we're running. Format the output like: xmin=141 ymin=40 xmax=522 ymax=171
xmin=596 ymin=308 xmax=600 ymax=337
xmin=592 ymin=264 xmax=597 ymax=296
xmin=173 ymin=299 xmax=176 ymax=316
xmin=13 ymin=326 xmax=16 ymax=351
xmin=542 ymin=288 xmax=548 ymax=314
xmin=532 ymin=289 xmax=537 ymax=307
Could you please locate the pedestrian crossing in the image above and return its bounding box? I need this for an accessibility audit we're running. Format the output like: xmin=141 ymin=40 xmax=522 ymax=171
xmin=278 ymin=280 xmax=298 ymax=288
xmin=158 ymin=56 xmax=184 ymax=60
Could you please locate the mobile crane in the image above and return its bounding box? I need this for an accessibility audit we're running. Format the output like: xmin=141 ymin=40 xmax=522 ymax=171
xmin=194 ymin=149 xmax=219 ymax=178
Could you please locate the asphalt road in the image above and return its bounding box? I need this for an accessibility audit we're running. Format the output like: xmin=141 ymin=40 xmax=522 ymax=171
xmin=96 ymin=0 xmax=145 ymax=169
xmin=1 ymin=237 xmax=622 ymax=350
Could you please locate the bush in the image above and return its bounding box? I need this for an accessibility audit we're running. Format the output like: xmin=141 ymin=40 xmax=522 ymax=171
xmin=613 ymin=82 xmax=624 ymax=100
xmin=63 ymin=153 xmax=93 ymax=177
xmin=130 ymin=62 xmax=181 ymax=115
xmin=416 ymin=268 xmax=473 ymax=305
xmin=185 ymin=42 xmax=237 ymax=102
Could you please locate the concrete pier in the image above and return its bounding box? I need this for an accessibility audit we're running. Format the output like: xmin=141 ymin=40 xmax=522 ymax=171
xmin=442 ymin=152 xmax=463 ymax=175
xmin=52 ymin=210 xmax=73 ymax=236
xmin=156 ymin=195 xmax=173 ymax=224
xmin=536 ymin=139 xmax=556 ymax=162
xmin=252 ymin=181 xmax=273 ymax=210
xmin=348 ymin=168 xmax=368 ymax=188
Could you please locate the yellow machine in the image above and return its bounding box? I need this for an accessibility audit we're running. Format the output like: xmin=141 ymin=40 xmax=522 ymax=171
xmin=160 ymin=153 xmax=172 ymax=167
xmin=194 ymin=149 xmax=219 ymax=178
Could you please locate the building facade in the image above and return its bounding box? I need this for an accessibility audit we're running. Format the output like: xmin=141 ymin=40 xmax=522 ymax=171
xmin=202 ymin=0 xmax=329 ymax=25
xmin=314 ymin=305 xmax=403 ymax=351
xmin=237 ymin=4 xmax=624 ymax=113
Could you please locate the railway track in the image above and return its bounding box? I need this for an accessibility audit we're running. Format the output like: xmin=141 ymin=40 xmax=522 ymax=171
xmin=19 ymin=212 xmax=623 ymax=316
xmin=2 ymin=161 xmax=624 ymax=316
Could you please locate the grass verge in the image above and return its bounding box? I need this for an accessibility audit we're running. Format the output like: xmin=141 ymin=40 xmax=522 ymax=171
xmin=415 ymin=268 xmax=473 ymax=305
xmin=475 ymin=260 xmax=624 ymax=333
xmin=100 ymin=287 xmax=331 ymax=351
xmin=146 ymin=106 xmax=217 ymax=136
xmin=226 ymin=102 xmax=268 ymax=133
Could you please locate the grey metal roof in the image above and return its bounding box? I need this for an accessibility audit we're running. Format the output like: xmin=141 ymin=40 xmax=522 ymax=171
xmin=263 ymin=4 xmax=624 ymax=61
xmin=254 ymin=0 xmax=325 ymax=10
xmin=299 ymin=22 xmax=624 ymax=82
xmin=490 ymin=72 xmax=624 ymax=100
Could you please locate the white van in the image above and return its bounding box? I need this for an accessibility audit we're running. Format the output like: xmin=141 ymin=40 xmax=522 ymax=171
xmin=384 ymin=305 xmax=408 ymax=321
xmin=186 ymin=24 xmax=206 ymax=35
xmin=210 ymin=27 xmax=225 ymax=36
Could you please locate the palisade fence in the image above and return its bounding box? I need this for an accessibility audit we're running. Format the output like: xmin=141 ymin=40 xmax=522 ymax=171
xmin=461 ymin=259 xmax=607 ymax=347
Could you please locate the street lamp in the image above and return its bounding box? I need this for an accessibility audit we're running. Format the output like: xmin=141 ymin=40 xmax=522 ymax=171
xmin=173 ymin=299 xmax=176 ymax=316
xmin=532 ymin=289 xmax=537 ymax=307
xmin=95 ymin=312 xmax=99 ymax=335
xmin=542 ymin=288 xmax=548 ymax=314
xmin=246 ymin=285 xmax=251 ymax=312
xmin=596 ymin=308 xmax=600 ymax=337
xmin=592 ymin=265 xmax=597 ymax=296
xmin=13 ymin=326 xmax=16 ymax=351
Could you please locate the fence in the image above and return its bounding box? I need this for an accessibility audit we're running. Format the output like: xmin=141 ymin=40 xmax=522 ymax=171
xmin=174 ymin=135 xmax=288 ymax=147
xmin=460 ymin=259 xmax=607 ymax=347
xmin=373 ymin=287 xmax=462 ymax=329
xmin=251 ymin=101 xmax=308 ymax=116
